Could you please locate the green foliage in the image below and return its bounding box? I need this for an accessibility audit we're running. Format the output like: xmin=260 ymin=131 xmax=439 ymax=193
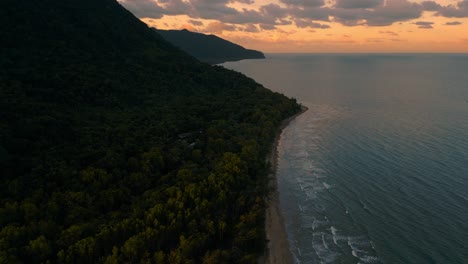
xmin=0 ymin=0 xmax=301 ymax=263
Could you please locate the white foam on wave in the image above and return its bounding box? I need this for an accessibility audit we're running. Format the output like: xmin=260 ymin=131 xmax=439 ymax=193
xmin=346 ymin=236 xmax=382 ymax=263
xmin=312 ymin=228 xmax=381 ymax=264
xmin=322 ymin=233 xmax=329 ymax=249
xmin=347 ymin=237 xmax=367 ymax=254
xmin=323 ymin=182 xmax=332 ymax=189
xmin=312 ymin=232 xmax=339 ymax=264
xmin=312 ymin=219 xmax=329 ymax=230
xmin=358 ymin=255 xmax=380 ymax=263
xmin=330 ymin=226 xmax=339 ymax=245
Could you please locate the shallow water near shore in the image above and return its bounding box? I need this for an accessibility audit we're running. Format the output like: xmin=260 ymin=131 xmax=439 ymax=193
xmin=223 ymin=54 xmax=468 ymax=264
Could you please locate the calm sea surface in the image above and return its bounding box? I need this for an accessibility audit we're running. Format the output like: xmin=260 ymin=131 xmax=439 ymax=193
xmin=223 ymin=54 xmax=468 ymax=264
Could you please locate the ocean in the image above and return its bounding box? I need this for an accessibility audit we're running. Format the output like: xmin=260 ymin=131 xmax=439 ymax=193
xmin=222 ymin=54 xmax=468 ymax=264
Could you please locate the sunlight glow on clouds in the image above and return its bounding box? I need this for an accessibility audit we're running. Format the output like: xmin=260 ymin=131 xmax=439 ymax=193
xmin=119 ymin=0 xmax=468 ymax=52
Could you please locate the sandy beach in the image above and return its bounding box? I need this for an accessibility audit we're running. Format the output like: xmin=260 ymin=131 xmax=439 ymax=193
xmin=260 ymin=106 xmax=308 ymax=264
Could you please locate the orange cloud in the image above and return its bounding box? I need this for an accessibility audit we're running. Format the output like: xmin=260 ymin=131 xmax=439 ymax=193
xmin=203 ymin=21 xmax=237 ymax=34
xmin=129 ymin=1 xmax=468 ymax=52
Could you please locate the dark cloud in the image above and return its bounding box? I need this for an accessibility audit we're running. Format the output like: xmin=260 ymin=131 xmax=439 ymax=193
xmin=277 ymin=19 xmax=293 ymax=25
xmin=365 ymin=0 xmax=423 ymax=26
xmin=366 ymin=37 xmax=406 ymax=43
xmin=331 ymin=8 xmax=368 ymax=26
xmin=294 ymin=19 xmax=330 ymax=28
xmin=232 ymin=0 xmax=254 ymax=4
xmin=421 ymin=1 xmax=441 ymax=11
xmin=413 ymin=21 xmax=434 ymax=28
xmin=436 ymin=1 xmax=468 ymax=18
xmin=389 ymin=38 xmax=406 ymax=42
xmin=161 ymin=0 xmax=195 ymax=16
xmin=243 ymin=24 xmax=260 ymax=32
xmin=291 ymin=6 xmax=331 ymax=21
xmin=119 ymin=0 xmax=468 ymax=32
xmin=366 ymin=38 xmax=385 ymax=43
xmin=335 ymin=0 xmax=384 ymax=9
xmin=222 ymin=9 xmax=277 ymax=25
xmin=310 ymin=22 xmax=331 ymax=29
xmin=119 ymin=0 xmax=165 ymax=18
xmin=191 ymin=0 xmax=238 ymax=19
xmin=331 ymin=0 xmax=422 ymax=26
xmin=379 ymin=30 xmax=399 ymax=36
xmin=260 ymin=23 xmax=276 ymax=30
xmin=260 ymin=4 xmax=288 ymax=19
xmin=189 ymin=20 xmax=204 ymax=26
xmin=280 ymin=0 xmax=325 ymax=7
xmin=445 ymin=21 xmax=462 ymax=25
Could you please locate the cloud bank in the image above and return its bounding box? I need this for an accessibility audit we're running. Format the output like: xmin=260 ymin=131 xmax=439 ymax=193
xmin=119 ymin=0 xmax=468 ymax=30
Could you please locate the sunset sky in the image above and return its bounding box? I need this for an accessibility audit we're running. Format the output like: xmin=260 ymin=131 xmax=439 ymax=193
xmin=119 ymin=0 xmax=468 ymax=52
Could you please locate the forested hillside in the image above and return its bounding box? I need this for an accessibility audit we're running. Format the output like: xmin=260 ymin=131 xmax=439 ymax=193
xmin=0 ymin=0 xmax=301 ymax=263
xmin=156 ymin=29 xmax=265 ymax=64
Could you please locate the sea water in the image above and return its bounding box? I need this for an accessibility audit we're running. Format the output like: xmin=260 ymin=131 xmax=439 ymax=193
xmin=223 ymin=54 xmax=468 ymax=264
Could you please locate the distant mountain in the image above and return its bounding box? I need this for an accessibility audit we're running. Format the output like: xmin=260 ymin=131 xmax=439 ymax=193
xmin=156 ymin=29 xmax=265 ymax=64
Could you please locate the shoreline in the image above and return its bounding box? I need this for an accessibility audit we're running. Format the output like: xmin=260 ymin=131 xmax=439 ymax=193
xmin=260 ymin=105 xmax=308 ymax=264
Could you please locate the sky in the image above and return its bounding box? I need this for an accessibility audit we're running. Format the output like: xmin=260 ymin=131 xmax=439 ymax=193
xmin=118 ymin=0 xmax=468 ymax=52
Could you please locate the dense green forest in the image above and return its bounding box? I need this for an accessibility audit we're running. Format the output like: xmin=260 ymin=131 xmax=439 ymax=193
xmin=0 ymin=0 xmax=301 ymax=263
xmin=155 ymin=29 xmax=265 ymax=64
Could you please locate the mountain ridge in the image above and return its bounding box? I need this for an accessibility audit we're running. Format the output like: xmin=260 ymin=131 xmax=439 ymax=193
xmin=156 ymin=28 xmax=265 ymax=64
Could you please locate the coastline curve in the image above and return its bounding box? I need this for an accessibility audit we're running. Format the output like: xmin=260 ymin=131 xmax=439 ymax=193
xmin=261 ymin=105 xmax=308 ymax=264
